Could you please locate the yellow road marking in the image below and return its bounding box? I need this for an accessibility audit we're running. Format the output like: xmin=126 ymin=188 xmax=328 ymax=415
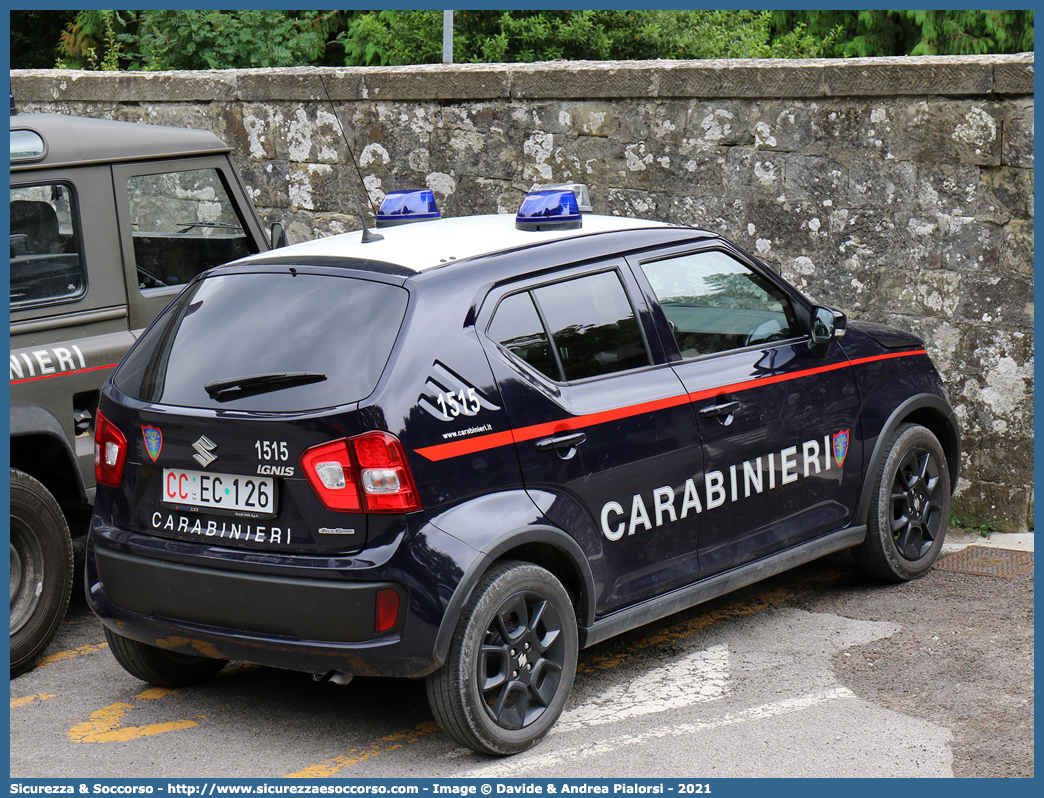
xmin=10 ymin=693 xmax=56 ymax=708
xmin=67 ymin=684 xmax=196 ymax=744
xmin=67 ymin=701 xmax=198 ymax=743
xmin=31 ymin=642 xmax=109 ymax=672
xmin=283 ymin=722 xmax=441 ymax=778
xmin=136 ymin=687 xmax=180 ymax=700
xmin=59 ymin=657 xmax=260 ymax=745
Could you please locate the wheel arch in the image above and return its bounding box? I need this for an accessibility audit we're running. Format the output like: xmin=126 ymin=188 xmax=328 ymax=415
xmin=431 ymin=524 xmax=596 ymax=668
xmin=855 ymin=392 xmax=961 ymax=527
xmin=10 ymin=403 xmax=90 ymax=510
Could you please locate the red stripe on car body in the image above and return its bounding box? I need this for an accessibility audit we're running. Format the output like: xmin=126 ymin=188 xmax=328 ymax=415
xmin=414 ymin=349 xmax=927 ymax=462
xmin=10 ymin=363 xmax=119 ymax=385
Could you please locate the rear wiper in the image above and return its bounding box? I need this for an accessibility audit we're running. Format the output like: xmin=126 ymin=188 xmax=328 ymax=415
xmin=204 ymin=372 xmax=327 ymax=401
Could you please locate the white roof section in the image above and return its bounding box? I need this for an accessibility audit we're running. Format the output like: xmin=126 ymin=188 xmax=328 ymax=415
xmin=248 ymin=213 xmax=674 ymax=272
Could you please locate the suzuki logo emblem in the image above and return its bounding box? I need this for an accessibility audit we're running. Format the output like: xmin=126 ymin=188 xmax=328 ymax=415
xmin=192 ymin=435 xmax=218 ymax=468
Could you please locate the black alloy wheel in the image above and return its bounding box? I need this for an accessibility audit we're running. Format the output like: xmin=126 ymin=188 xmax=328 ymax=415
xmin=478 ymin=587 xmax=569 ymax=730
xmin=426 ymin=560 xmax=578 ymax=755
xmin=854 ymin=423 xmax=951 ymax=582
xmin=889 ymin=443 xmax=946 ymax=561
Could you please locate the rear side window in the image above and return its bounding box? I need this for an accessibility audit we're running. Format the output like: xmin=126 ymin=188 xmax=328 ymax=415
xmin=485 ymin=293 xmax=559 ymax=379
xmin=10 ymin=130 xmax=44 ymax=161
xmin=114 ymin=272 xmax=408 ymax=411
xmin=488 ymin=270 xmax=649 ymax=381
xmin=10 ymin=183 xmax=85 ymax=308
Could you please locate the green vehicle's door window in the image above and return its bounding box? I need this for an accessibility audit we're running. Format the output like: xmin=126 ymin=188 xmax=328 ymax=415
xmin=10 ymin=183 xmax=86 ymax=308
xmin=127 ymin=168 xmax=253 ymax=292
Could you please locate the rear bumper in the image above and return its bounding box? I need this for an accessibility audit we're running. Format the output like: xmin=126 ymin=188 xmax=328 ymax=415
xmin=94 ymin=546 xmax=407 ymax=642
xmin=86 ymin=507 xmax=477 ymax=679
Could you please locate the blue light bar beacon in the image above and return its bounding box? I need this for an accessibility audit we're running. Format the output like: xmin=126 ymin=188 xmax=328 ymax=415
xmin=376 ymin=189 xmax=441 ymax=227
xmin=515 ymin=188 xmax=583 ymax=231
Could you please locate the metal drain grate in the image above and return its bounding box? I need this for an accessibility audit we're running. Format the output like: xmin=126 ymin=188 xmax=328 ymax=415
xmin=935 ymin=545 xmax=1034 ymax=578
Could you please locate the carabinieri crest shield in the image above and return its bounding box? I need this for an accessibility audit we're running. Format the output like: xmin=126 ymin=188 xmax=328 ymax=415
xmin=833 ymin=429 xmax=850 ymax=467
xmin=142 ymin=426 xmax=162 ymax=462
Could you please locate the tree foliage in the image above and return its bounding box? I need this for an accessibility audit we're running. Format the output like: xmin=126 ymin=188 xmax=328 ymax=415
xmin=10 ymin=11 xmax=77 ymax=70
xmin=51 ymin=10 xmax=349 ymax=70
xmin=341 ymin=10 xmax=836 ymax=66
xmin=770 ymin=9 xmax=1034 ymax=58
xmin=56 ymin=9 xmax=128 ymax=71
xmin=131 ymin=11 xmax=321 ymax=69
xmin=11 ymin=9 xmax=1033 ymax=71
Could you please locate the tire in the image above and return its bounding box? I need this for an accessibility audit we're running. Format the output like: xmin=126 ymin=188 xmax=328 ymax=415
xmin=426 ymin=561 xmax=578 ymax=755
xmin=853 ymin=424 xmax=951 ymax=582
xmin=10 ymin=468 xmax=75 ymax=678
xmin=104 ymin=627 xmax=228 ymax=687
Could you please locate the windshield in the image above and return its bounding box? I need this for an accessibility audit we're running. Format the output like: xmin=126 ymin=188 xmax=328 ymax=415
xmin=114 ymin=271 xmax=408 ymax=412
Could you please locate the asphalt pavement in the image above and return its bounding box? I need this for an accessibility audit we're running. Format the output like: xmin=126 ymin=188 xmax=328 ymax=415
xmin=10 ymin=529 xmax=1034 ymax=779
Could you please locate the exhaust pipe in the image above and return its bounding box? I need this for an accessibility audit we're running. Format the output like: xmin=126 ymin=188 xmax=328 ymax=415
xmin=311 ymin=671 xmax=354 ymax=686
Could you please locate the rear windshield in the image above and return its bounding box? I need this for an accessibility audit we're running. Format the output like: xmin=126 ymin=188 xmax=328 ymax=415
xmin=114 ymin=271 xmax=408 ymax=411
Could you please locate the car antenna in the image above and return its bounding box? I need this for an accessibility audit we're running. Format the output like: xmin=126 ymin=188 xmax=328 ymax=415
xmin=318 ymin=74 xmax=383 ymax=243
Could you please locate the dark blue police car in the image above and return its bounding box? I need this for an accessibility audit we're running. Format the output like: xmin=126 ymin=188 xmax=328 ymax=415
xmin=87 ymin=186 xmax=960 ymax=755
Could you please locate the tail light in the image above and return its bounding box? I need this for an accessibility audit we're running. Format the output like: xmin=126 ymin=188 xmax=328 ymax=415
xmin=94 ymin=410 xmax=128 ymax=488
xmin=301 ymin=432 xmax=421 ymax=514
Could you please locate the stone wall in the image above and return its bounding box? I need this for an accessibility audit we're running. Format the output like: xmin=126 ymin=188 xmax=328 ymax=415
xmin=11 ymin=54 xmax=1035 ymax=530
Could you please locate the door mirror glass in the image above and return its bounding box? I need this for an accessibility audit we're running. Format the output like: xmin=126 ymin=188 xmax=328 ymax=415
xmin=270 ymin=222 xmax=287 ymax=249
xmin=811 ymin=306 xmax=837 ymax=344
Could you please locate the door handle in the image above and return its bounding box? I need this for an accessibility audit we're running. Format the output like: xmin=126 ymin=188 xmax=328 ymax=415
xmin=534 ymin=431 xmax=587 ymax=453
xmin=698 ymin=401 xmax=740 ymax=421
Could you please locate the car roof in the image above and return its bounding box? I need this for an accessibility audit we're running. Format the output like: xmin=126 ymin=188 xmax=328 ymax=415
xmin=238 ymin=213 xmax=678 ymax=274
xmin=10 ymin=113 xmax=230 ymax=171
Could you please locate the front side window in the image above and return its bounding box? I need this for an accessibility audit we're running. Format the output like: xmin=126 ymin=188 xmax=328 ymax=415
xmin=10 ymin=183 xmax=85 ymax=308
xmin=127 ymin=168 xmax=254 ymax=291
xmin=641 ymin=250 xmax=799 ymax=358
xmin=488 ymin=270 xmax=649 ymax=381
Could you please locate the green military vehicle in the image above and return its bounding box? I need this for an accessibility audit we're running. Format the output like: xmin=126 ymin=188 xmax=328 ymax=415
xmin=10 ymin=108 xmax=280 ymax=675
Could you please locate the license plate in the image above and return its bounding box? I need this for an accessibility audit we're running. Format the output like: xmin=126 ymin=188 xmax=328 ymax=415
xmin=162 ymin=468 xmax=276 ymax=515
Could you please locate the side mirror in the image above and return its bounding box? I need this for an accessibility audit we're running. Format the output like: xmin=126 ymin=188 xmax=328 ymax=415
xmin=809 ymin=305 xmax=846 ymax=358
xmin=270 ymin=222 xmax=287 ymax=249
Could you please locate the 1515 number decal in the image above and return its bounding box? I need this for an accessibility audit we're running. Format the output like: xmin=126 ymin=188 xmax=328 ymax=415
xmin=435 ymin=388 xmax=480 ymax=419
xmin=255 ymin=440 xmax=289 ymax=462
